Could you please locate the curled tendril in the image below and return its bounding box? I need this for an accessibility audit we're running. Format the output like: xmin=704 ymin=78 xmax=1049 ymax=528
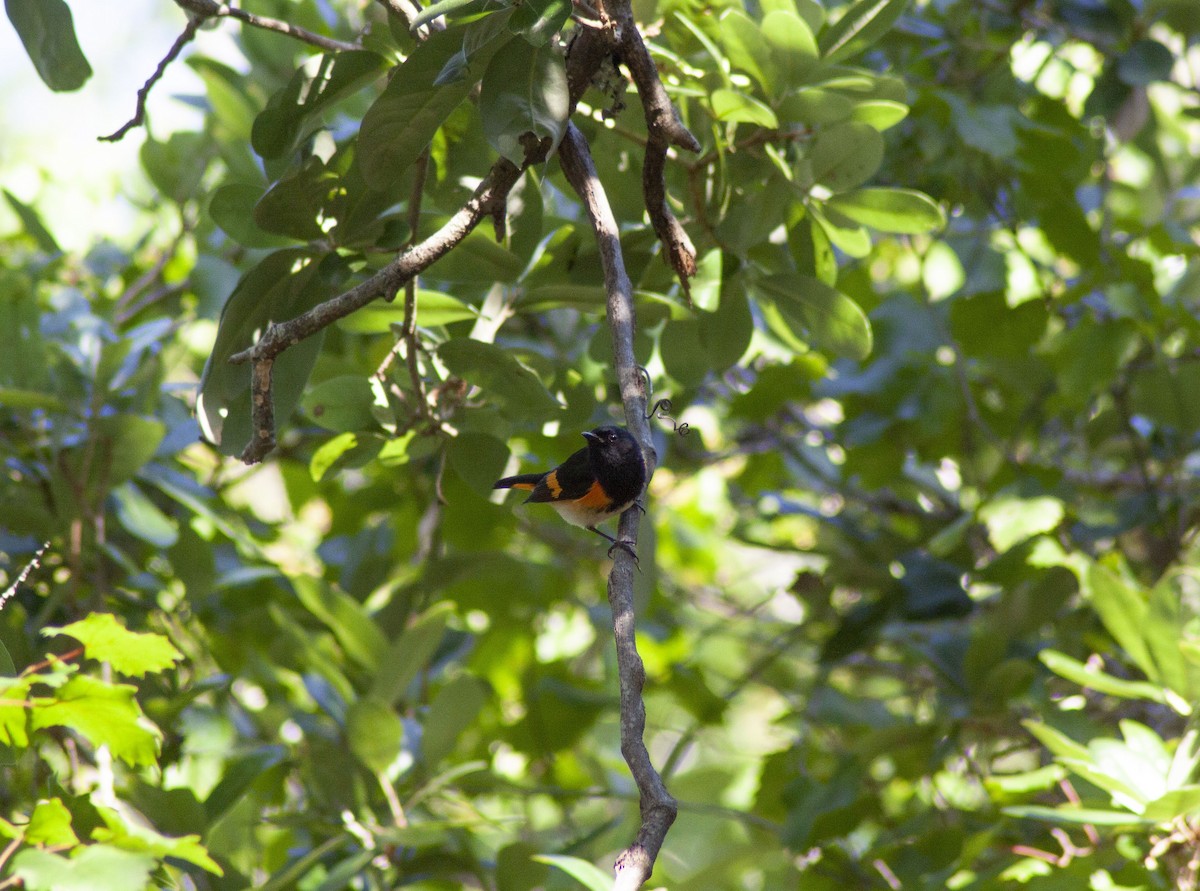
xmin=636 ymin=367 xmax=690 ymax=436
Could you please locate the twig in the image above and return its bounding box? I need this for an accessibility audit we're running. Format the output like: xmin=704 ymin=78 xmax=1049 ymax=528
xmin=558 ymin=121 xmax=674 ymax=891
xmin=229 ymin=155 xmax=536 ymax=463
xmin=100 ymin=18 xmax=202 ymax=142
xmin=1 ymin=542 xmax=50 ymax=611
xmin=402 ymin=150 xmax=435 ymax=425
xmin=175 ymin=0 xmax=361 ymax=53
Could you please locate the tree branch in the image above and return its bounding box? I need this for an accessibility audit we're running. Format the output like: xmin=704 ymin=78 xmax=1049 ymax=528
xmin=100 ymin=18 xmax=202 ymax=142
xmin=229 ymin=155 xmax=533 ymax=463
xmin=558 ymin=121 xmax=675 ymax=891
xmin=175 ymin=0 xmax=361 ymax=53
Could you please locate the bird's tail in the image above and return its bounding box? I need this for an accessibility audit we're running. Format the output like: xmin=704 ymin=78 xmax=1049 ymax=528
xmin=493 ymin=473 xmax=542 ymax=491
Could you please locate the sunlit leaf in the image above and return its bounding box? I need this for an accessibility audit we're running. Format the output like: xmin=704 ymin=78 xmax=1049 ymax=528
xmin=44 ymin=613 xmax=182 ymax=678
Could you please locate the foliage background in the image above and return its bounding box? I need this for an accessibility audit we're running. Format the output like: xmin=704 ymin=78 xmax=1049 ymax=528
xmin=2 ymin=0 xmax=1200 ymax=888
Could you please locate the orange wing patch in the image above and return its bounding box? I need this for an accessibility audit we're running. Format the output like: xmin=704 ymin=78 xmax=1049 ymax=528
xmin=575 ymin=480 xmax=612 ymax=509
xmin=544 ymin=470 xmax=563 ymax=499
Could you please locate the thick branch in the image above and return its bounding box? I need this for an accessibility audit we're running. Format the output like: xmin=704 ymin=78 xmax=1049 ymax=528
xmin=559 ymin=122 xmax=675 ymax=891
xmin=230 ymin=157 xmax=527 ymax=463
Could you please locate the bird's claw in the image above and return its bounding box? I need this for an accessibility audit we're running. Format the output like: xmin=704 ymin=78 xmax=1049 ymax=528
xmin=607 ymin=539 xmax=640 ymax=570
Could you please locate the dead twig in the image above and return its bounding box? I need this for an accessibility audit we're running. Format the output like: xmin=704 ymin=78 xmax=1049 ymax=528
xmin=100 ymin=17 xmax=202 ymax=142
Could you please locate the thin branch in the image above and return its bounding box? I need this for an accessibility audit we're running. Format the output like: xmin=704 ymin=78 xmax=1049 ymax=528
xmin=402 ymin=150 xmax=435 ymax=426
xmin=100 ymin=17 xmax=202 ymax=142
xmin=558 ymin=121 xmax=674 ymax=891
xmin=615 ymin=22 xmax=699 ymax=295
xmin=230 ymin=155 xmax=535 ymax=463
xmin=175 ymin=0 xmax=361 ymax=53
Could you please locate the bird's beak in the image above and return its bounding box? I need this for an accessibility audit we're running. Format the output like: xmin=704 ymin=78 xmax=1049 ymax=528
xmin=582 ymin=430 xmax=599 ymax=444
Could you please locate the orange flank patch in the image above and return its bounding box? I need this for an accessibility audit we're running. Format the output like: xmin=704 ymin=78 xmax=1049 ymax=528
xmin=575 ymin=480 xmax=611 ymax=509
xmin=544 ymin=470 xmax=562 ymax=499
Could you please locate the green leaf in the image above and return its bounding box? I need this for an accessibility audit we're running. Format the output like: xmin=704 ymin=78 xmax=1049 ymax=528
xmin=778 ymin=88 xmax=854 ymax=126
xmin=1117 ymin=40 xmax=1176 ymax=86
xmin=12 ymin=846 xmax=156 ymax=891
xmin=0 ymin=678 xmax=32 ymax=747
xmin=196 ymin=249 xmax=329 ymax=455
xmin=60 ymin=415 xmax=165 ymax=492
xmin=111 ymin=482 xmax=179 ymax=548
xmin=711 ymin=89 xmax=779 ymax=128
xmin=447 ymin=431 xmax=511 ymax=494
xmin=5 ymin=0 xmax=91 ymax=91
xmin=25 ymin=798 xmax=78 ymax=847
xmin=44 ymin=613 xmax=182 ymax=678
xmin=337 ymin=289 xmax=479 ymax=332
xmin=1084 ymin=564 xmax=1156 ymax=685
xmin=92 ymin=806 xmax=222 ymax=875
xmin=204 ymin=746 xmax=288 ymax=822
xmin=532 ymin=854 xmax=612 ymax=891
xmin=140 ymin=132 xmax=211 ymax=204
xmin=479 ymin=42 xmax=569 ymax=164
xmin=290 ymin=576 xmax=387 ymax=672
xmin=209 ymin=183 xmax=294 ymax=249
xmin=509 ymin=0 xmax=571 ymax=46
xmin=370 ymin=602 xmax=454 ymax=706
xmin=824 ymin=187 xmax=944 ymax=233
xmin=1038 ymin=650 xmax=1169 ymax=705
xmin=423 ymin=674 xmax=489 ymax=762
xmin=30 ymin=675 xmax=161 ymax=767
xmin=1002 ymin=805 xmax=1152 ymax=827
xmin=978 ymin=496 xmax=1065 ymax=552
xmin=762 ymin=9 xmax=820 ymax=87
xmin=190 ymin=57 xmax=259 ymax=142
xmin=3 ymin=189 xmax=60 ymax=253
xmin=311 ymin=431 xmax=363 ymax=481
xmin=1022 ymin=720 xmax=1091 ymax=762
xmin=357 ymin=30 xmax=477 ymax=190
xmin=818 ymin=0 xmax=908 ymax=64
xmin=806 ymin=122 xmax=884 ymax=192
xmin=254 ymin=160 xmax=340 ymax=242
xmin=428 ymin=229 xmax=524 ymax=283
xmin=410 ymin=0 xmax=479 ymax=29
xmin=438 ymin=339 xmax=562 ymax=420
xmin=661 ymin=319 xmax=711 ymax=386
xmin=719 ymin=10 xmax=772 ymax=92
xmin=848 ymin=99 xmax=909 ymax=129
xmin=346 ymin=697 xmax=404 ymax=773
xmin=1142 ymin=786 xmax=1200 ymax=822
xmin=751 ymin=273 xmax=873 ymax=360
xmin=253 ymin=51 xmax=387 ymax=160
xmin=301 ymin=376 xmax=380 ymax=433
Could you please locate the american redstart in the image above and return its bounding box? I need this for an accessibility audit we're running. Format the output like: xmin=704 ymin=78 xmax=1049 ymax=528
xmin=494 ymin=426 xmax=646 ymax=558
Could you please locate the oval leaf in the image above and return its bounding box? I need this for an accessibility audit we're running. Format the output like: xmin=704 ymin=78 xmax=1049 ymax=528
xmin=806 ymin=121 xmax=884 ymax=192
xmin=818 ymin=0 xmax=908 ymax=64
xmin=824 ymin=187 xmax=945 ymax=233
xmin=438 ymin=339 xmax=562 ymax=419
xmin=478 ymin=42 xmax=569 ymax=164
xmin=6 ymin=0 xmax=91 ymax=91
xmin=357 ymin=30 xmax=476 ymax=190
xmin=711 ymin=89 xmax=779 ymax=128
xmin=752 ymin=272 xmax=873 ymax=360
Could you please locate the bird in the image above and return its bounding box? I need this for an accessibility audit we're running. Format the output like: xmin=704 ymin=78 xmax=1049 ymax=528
xmin=494 ymin=425 xmax=647 ymax=559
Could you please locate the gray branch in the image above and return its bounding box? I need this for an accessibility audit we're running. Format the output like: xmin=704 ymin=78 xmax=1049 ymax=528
xmin=559 ymin=121 xmax=676 ymax=891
